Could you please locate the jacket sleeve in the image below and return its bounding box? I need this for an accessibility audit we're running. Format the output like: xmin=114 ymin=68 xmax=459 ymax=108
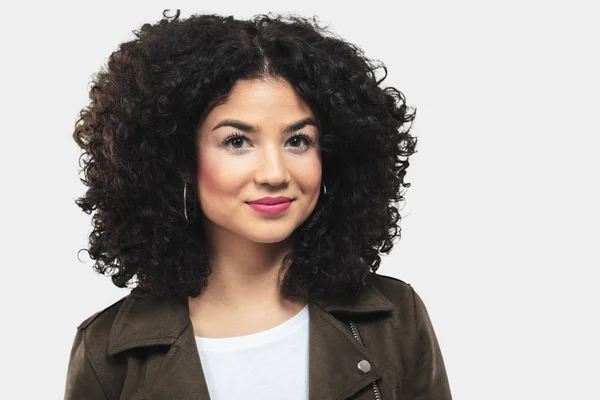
xmin=64 ymin=328 xmax=109 ymax=400
xmin=410 ymin=286 xmax=453 ymax=400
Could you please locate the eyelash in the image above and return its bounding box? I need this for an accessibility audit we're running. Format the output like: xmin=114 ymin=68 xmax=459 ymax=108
xmin=221 ymin=132 xmax=315 ymax=150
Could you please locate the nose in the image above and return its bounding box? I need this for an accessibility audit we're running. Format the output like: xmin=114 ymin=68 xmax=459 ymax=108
xmin=254 ymin=143 xmax=290 ymax=187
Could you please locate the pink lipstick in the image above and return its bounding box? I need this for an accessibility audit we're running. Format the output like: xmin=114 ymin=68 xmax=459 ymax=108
xmin=246 ymin=196 xmax=294 ymax=215
xmin=247 ymin=201 xmax=292 ymax=214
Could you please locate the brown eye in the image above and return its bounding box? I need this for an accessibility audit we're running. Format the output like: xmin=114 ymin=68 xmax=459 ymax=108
xmin=221 ymin=132 xmax=314 ymax=151
xmin=288 ymin=134 xmax=313 ymax=148
xmin=222 ymin=133 xmax=249 ymax=149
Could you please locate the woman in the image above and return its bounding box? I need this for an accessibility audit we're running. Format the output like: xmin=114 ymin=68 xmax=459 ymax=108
xmin=65 ymin=10 xmax=452 ymax=399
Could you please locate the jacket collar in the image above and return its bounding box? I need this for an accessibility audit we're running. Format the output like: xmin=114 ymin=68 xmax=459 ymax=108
xmin=107 ymin=279 xmax=396 ymax=399
xmin=107 ymin=280 xmax=395 ymax=356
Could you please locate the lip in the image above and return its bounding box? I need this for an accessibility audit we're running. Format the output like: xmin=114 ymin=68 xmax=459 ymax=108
xmin=247 ymin=196 xmax=293 ymax=205
xmin=247 ymin=200 xmax=293 ymax=215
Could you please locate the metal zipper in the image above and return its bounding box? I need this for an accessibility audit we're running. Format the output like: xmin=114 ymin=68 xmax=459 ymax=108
xmin=348 ymin=320 xmax=382 ymax=400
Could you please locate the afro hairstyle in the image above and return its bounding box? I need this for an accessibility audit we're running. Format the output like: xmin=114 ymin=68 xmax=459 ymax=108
xmin=73 ymin=10 xmax=417 ymax=302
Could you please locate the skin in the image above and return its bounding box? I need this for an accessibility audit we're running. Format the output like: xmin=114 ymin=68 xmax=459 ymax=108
xmin=188 ymin=76 xmax=322 ymax=338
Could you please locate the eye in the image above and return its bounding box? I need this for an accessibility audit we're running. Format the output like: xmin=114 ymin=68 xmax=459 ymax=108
xmin=222 ymin=133 xmax=248 ymax=149
xmin=287 ymin=133 xmax=314 ymax=148
xmin=221 ymin=132 xmax=315 ymax=151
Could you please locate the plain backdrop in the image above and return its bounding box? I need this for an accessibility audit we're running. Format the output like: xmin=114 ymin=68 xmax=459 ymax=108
xmin=1 ymin=1 xmax=598 ymax=399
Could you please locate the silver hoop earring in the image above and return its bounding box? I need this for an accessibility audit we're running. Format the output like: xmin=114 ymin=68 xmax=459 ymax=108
xmin=183 ymin=181 xmax=188 ymax=222
xmin=322 ymin=182 xmax=327 ymax=195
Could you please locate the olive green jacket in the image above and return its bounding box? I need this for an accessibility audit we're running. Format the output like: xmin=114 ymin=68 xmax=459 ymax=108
xmin=64 ymin=274 xmax=452 ymax=399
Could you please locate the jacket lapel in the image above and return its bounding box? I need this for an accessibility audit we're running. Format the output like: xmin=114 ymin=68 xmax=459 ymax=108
xmin=107 ymin=280 xmax=395 ymax=400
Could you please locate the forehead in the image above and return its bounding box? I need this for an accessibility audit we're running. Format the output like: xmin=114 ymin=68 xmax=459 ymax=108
xmin=207 ymin=77 xmax=314 ymax=119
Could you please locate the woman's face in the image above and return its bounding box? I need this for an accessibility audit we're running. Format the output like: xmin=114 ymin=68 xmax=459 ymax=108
xmin=195 ymin=77 xmax=322 ymax=245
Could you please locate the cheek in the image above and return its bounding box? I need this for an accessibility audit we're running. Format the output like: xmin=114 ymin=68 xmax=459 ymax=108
xmin=197 ymin=152 xmax=221 ymax=192
xmin=195 ymin=146 xmax=239 ymax=205
xmin=196 ymin=149 xmax=240 ymax=219
xmin=196 ymin=147 xmax=248 ymax=202
xmin=295 ymin=155 xmax=322 ymax=192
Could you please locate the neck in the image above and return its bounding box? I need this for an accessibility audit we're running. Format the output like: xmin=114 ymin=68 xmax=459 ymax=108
xmin=190 ymin=221 xmax=305 ymax=316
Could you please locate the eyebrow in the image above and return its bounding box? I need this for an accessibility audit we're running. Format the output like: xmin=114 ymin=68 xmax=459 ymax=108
xmin=211 ymin=117 xmax=319 ymax=134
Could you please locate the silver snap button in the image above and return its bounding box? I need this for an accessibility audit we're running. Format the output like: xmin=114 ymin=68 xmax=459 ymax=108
xmin=357 ymin=359 xmax=371 ymax=373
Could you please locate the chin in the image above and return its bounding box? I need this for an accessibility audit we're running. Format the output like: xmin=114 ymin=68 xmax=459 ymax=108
xmin=242 ymin=227 xmax=297 ymax=244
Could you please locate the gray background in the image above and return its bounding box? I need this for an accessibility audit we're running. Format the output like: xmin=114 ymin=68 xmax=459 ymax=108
xmin=1 ymin=1 xmax=597 ymax=398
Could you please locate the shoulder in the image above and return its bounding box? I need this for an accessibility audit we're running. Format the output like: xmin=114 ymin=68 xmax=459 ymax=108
xmin=370 ymin=272 xmax=430 ymax=323
xmin=74 ymin=294 xmax=129 ymax=365
xmin=76 ymin=294 xmax=129 ymax=334
xmin=371 ymin=272 xmax=412 ymax=289
xmin=66 ymin=294 xmax=131 ymax=399
xmin=370 ymin=272 xmax=416 ymax=305
xmin=370 ymin=272 xmax=441 ymax=336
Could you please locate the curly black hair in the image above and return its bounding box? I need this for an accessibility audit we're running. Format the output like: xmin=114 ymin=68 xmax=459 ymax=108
xmin=73 ymin=10 xmax=417 ymax=303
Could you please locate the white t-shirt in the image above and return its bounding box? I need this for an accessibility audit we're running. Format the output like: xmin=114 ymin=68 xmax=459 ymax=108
xmin=194 ymin=304 xmax=310 ymax=399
